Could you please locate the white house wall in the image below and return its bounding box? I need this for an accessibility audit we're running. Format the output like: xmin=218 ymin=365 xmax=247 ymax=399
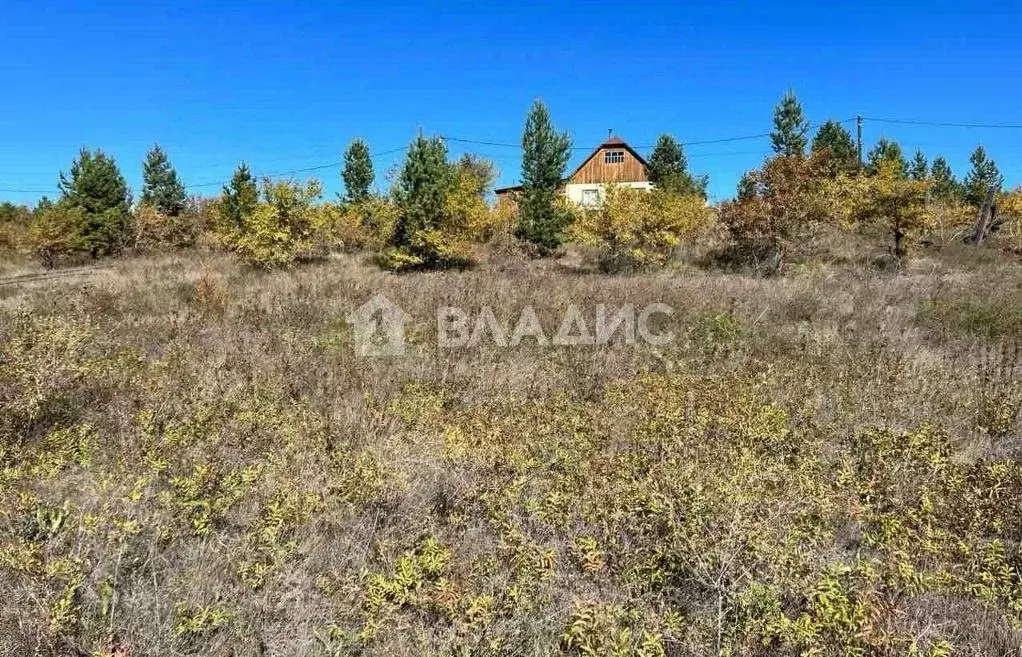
xmin=564 ymin=182 xmax=653 ymax=207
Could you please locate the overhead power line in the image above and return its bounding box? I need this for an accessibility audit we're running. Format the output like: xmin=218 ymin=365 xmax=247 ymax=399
xmin=863 ymin=117 xmax=1022 ymax=129
xmin=184 ymin=145 xmax=409 ymax=190
xmin=443 ymin=133 xmax=776 ymax=150
xmin=443 ymin=119 xmax=857 ymax=152
xmin=0 ymin=114 xmax=1018 ymax=197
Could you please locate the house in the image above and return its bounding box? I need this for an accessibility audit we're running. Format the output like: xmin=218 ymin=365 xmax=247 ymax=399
xmin=494 ymin=135 xmax=651 ymax=208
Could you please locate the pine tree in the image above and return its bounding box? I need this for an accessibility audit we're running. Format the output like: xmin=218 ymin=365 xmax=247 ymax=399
xmin=909 ymin=149 xmax=928 ymax=182
xmin=515 ymin=100 xmax=572 ymax=255
xmin=59 ymin=148 xmax=131 ymax=216
xmin=647 ymin=134 xmax=708 ymax=197
xmin=865 ymin=138 xmax=908 ymax=178
xmin=140 ymin=144 xmax=187 ymax=216
xmin=810 ymin=120 xmax=857 ymax=174
xmin=220 ymin=163 xmax=259 ymax=227
xmin=963 ymin=145 xmax=1004 ymax=207
xmin=770 ymin=90 xmax=809 ymax=157
xmin=342 ymin=139 xmax=374 ymax=203
xmin=57 ymin=148 xmax=132 ymax=255
xmin=930 ymin=156 xmax=960 ymax=203
xmin=392 ymin=134 xmax=453 ymax=249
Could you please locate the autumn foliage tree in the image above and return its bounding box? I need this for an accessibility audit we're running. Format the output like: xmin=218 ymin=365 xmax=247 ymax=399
xmin=718 ymin=152 xmax=833 ymax=270
xmin=998 ymin=186 xmax=1022 ymax=252
xmin=571 ymin=185 xmax=713 ymax=271
xmin=834 ymin=160 xmax=933 ymax=260
xmin=224 ymin=178 xmax=326 ymax=268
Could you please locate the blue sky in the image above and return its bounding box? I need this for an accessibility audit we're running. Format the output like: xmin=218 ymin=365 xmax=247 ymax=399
xmin=2 ymin=0 xmax=1021 ymax=205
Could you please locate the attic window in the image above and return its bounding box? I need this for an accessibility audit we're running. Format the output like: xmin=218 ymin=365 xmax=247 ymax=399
xmin=604 ymin=150 xmax=624 ymax=164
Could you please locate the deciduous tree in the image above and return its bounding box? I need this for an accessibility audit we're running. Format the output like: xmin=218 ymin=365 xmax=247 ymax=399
xmin=836 ymin=160 xmax=932 ymax=260
xmin=718 ymin=152 xmax=832 ymax=269
xmin=572 ymin=185 xmax=713 ymax=271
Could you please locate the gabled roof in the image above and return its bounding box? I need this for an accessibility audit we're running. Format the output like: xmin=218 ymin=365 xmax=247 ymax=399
xmin=567 ymin=135 xmax=648 ymax=181
xmin=494 ymin=135 xmax=648 ymax=194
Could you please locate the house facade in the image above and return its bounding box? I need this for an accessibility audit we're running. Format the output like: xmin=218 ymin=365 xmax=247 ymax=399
xmin=495 ymin=135 xmax=651 ymax=208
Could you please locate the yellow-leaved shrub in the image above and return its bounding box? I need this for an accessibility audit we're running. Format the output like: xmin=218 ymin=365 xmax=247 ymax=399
xmin=132 ymin=204 xmax=200 ymax=251
xmin=831 ymin=161 xmax=933 ymax=259
xmin=998 ymin=186 xmax=1022 ymax=252
xmin=571 ymin=185 xmax=713 ymax=271
xmin=215 ymin=178 xmax=326 ymax=268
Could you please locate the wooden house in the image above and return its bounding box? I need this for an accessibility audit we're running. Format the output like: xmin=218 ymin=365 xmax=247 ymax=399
xmin=495 ymin=135 xmax=651 ymax=208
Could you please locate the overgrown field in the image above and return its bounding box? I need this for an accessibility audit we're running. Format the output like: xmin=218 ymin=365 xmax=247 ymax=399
xmin=2 ymin=245 xmax=1022 ymax=656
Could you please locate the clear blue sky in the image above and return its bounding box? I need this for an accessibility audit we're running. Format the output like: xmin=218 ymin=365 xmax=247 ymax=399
xmin=2 ymin=0 xmax=1021 ymax=205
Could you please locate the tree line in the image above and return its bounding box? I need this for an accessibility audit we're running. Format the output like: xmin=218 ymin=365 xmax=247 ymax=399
xmin=0 ymin=93 xmax=1017 ymax=271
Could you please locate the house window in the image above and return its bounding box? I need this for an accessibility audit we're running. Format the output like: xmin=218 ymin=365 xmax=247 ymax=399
xmin=582 ymin=189 xmax=599 ymax=206
xmin=604 ymin=150 xmax=624 ymax=164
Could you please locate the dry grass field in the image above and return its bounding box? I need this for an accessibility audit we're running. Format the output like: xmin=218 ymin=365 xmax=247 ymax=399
xmin=2 ymin=240 xmax=1022 ymax=656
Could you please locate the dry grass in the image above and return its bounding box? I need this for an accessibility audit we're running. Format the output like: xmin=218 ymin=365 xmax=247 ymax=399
xmin=1 ymin=240 xmax=1021 ymax=656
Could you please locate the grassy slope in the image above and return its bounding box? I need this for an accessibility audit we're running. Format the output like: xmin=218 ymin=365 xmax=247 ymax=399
xmin=1 ymin=245 xmax=1021 ymax=656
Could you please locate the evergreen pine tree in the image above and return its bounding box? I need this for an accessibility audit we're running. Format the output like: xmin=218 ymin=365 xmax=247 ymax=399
xmin=930 ymin=156 xmax=960 ymax=203
xmin=140 ymin=144 xmax=187 ymax=216
xmin=515 ymin=100 xmax=572 ymax=255
xmin=770 ymin=90 xmax=809 ymax=157
xmin=57 ymin=147 xmax=132 ymax=255
xmin=220 ymin=163 xmax=259 ymax=227
xmin=392 ymin=134 xmax=453 ymax=249
xmin=810 ymin=120 xmax=857 ymax=173
xmin=963 ymin=145 xmax=1004 ymax=207
xmin=342 ymin=139 xmax=374 ymax=203
xmin=909 ymin=149 xmax=928 ymax=181
xmin=647 ymin=134 xmax=708 ymax=197
xmin=865 ymin=138 xmax=909 ymax=178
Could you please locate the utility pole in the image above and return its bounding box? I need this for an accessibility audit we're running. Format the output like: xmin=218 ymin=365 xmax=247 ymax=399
xmin=856 ymin=115 xmax=863 ymax=170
